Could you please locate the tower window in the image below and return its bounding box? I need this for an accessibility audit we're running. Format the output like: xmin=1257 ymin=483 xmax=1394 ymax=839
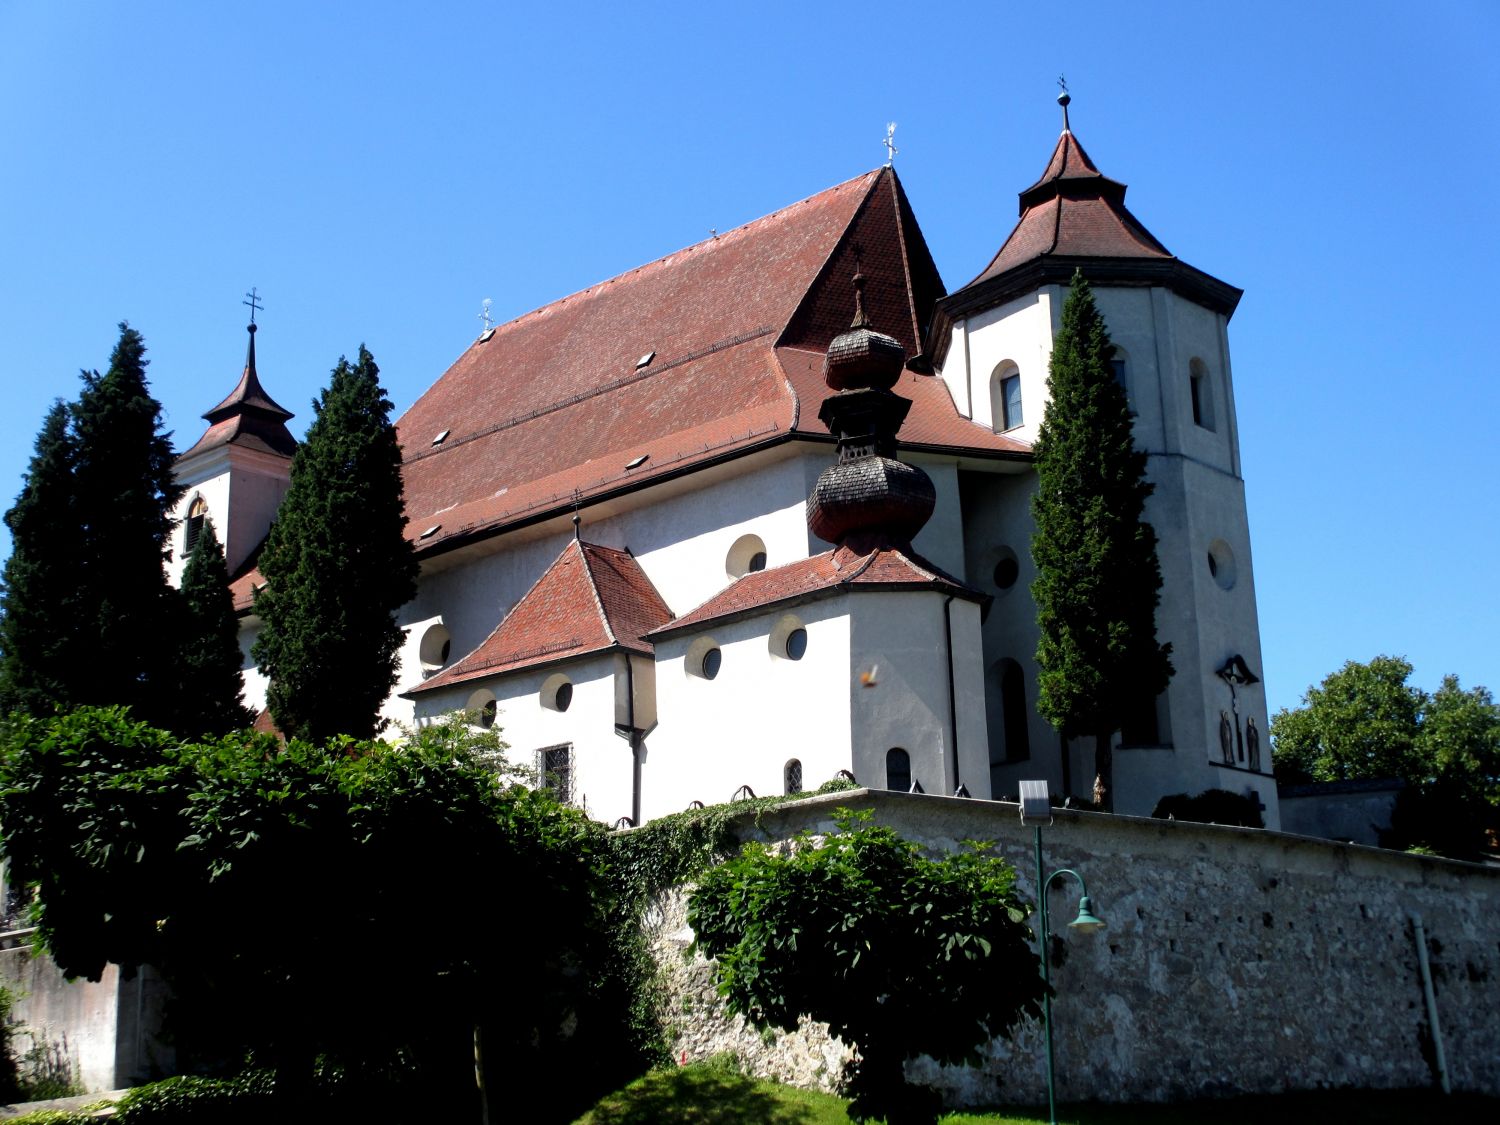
xmin=185 ymin=497 xmax=208 ymax=556
xmin=1000 ymin=660 xmax=1031 ymax=763
xmin=1190 ymin=359 xmax=1216 ymax=431
xmin=990 ymin=363 xmax=1023 ymax=432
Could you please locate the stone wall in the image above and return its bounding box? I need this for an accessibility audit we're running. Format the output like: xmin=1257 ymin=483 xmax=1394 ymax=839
xmin=649 ymin=788 xmax=1500 ymax=1106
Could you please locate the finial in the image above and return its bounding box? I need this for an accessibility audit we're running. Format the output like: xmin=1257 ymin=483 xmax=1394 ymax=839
xmin=478 ymin=297 xmax=494 ymax=332
xmin=243 ymin=287 xmax=263 ymax=331
xmin=571 ymin=489 xmax=583 ymax=540
xmin=851 ymin=272 xmax=870 ymax=329
xmin=1057 ymin=76 xmax=1071 ymax=132
xmin=883 ymin=122 xmax=898 ymax=167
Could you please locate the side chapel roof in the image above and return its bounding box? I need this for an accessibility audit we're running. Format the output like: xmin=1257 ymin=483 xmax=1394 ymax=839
xmin=651 ymin=542 xmax=981 ymax=638
xmin=406 ymin=538 xmax=672 ymax=694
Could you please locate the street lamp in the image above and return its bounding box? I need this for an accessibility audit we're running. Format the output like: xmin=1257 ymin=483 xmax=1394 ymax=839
xmin=1020 ymin=779 xmax=1106 ymax=1125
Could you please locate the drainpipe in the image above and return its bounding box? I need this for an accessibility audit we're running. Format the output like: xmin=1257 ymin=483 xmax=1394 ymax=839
xmin=943 ymin=595 xmax=961 ymax=793
xmin=615 ymin=654 xmax=643 ymax=826
xmin=1411 ymin=914 xmax=1451 ymax=1094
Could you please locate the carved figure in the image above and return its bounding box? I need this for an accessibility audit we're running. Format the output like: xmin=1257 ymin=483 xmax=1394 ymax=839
xmin=1246 ymin=716 xmax=1262 ymax=772
xmin=1219 ymin=710 xmax=1234 ymax=764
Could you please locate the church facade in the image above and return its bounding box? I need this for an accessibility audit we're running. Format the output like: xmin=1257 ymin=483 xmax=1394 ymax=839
xmin=171 ymin=111 xmax=1277 ymax=828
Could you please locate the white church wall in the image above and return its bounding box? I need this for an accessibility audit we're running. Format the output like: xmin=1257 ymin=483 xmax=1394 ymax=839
xmin=850 ymin=590 xmax=965 ymax=797
xmin=410 ymin=652 xmax=634 ymax=824
xmin=937 ymin=288 xmax=1057 ymax=442
xmin=169 ymin=446 xmax=292 ymax=585
xmin=906 ymin=456 xmax=965 ymax=578
xmin=167 ymin=458 xmax=231 ymax=587
xmin=237 ymin=620 xmax=269 ymax=718
xmin=644 ymin=601 xmax=852 ymax=822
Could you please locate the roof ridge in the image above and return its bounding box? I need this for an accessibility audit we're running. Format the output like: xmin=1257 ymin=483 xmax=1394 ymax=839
xmin=466 ymin=169 xmax=886 ymax=346
xmin=577 ymin=540 xmax=620 ymax=647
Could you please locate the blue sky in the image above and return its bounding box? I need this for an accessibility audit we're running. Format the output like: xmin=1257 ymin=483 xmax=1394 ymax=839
xmin=2 ymin=1 xmax=1497 ymax=719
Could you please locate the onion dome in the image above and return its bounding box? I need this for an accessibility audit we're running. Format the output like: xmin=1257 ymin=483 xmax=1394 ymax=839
xmin=808 ymin=456 xmax=935 ymax=545
xmin=823 ymin=273 xmax=906 ymax=391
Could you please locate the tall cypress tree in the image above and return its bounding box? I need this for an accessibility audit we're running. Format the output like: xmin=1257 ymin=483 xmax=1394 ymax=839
xmin=174 ymin=519 xmax=254 ymax=737
xmin=69 ymin=324 xmax=184 ymax=728
xmin=0 ymin=403 xmax=84 ymax=715
xmin=1031 ymin=271 xmax=1172 ymax=810
xmin=252 ymin=346 xmax=417 ymax=742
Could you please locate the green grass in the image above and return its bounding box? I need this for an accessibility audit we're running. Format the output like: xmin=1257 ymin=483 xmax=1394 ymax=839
xmin=571 ymin=1062 xmax=1500 ymax=1125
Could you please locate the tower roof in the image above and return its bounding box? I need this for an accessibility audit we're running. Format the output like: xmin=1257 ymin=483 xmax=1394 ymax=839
xmin=406 ymin=538 xmax=673 ymax=694
xmin=180 ymin=324 xmax=297 ymax=460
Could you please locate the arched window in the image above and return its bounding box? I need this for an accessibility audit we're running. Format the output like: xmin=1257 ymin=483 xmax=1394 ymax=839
xmin=1000 ymin=660 xmax=1031 ymax=763
xmin=885 ymin=747 xmax=911 ymax=792
xmin=990 ymin=362 xmax=1023 ymax=432
xmin=185 ymin=497 xmax=208 ymax=556
xmin=1190 ymin=358 xmax=1216 ymax=431
xmin=784 ymin=759 xmax=803 ymax=795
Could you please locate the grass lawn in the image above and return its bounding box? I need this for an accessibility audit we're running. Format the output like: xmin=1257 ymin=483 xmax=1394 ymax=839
xmin=571 ymin=1062 xmax=1499 ymax=1124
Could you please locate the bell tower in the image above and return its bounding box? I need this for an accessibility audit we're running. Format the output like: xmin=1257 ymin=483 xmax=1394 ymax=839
xmin=929 ymin=94 xmax=1277 ymax=824
xmin=169 ymin=308 xmax=296 ymax=585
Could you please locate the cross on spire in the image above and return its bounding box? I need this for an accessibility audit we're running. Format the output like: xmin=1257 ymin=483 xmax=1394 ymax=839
xmin=243 ymin=287 xmax=263 ymax=326
xmin=883 ymin=122 xmax=898 ymax=167
xmin=1056 ymin=76 xmax=1072 ymax=132
xmin=479 ymin=297 xmax=494 ymax=332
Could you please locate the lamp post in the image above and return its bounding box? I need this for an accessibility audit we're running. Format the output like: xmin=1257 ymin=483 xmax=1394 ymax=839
xmin=1020 ymin=780 xmax=1106 ymax=1125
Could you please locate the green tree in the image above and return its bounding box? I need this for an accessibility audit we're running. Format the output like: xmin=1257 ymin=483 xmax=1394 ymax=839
xmin=687 ymin=811 xmax=1044 ymax=1124
xmin=70 ymin=326 xmax=184 ymax=727
xmin=251 ymin=347 xmax=417 ymax=741
xmin=0 ymin=403 xmax=83 ymax=715
xmin=0 ymin=708 xmax=622 ymax=1120
xmin=1271 ymin=656 xmax=1500 ymax=858
xmin=1030 ymin=271 xmax=1172 ymax=809
xmin=173 ymin=520 xmax=254 ymax=737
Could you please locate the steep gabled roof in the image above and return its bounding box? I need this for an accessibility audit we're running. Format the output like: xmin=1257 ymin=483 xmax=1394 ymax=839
xmin=180 ymin=327 xmax=297 ymax=461
xmin=652 ymin=542 xmax=981 ymax=638
xmin=407 ymin=538 xmax=672 ymax=694
xmin=394 ymin=167 xmax=1029 ymax=558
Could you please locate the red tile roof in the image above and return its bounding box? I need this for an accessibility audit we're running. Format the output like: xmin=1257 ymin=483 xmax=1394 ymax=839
xmin=963 ymin=129 xmax=1172 ymax=289
xmin=394 ymin=167 xmax=1029 ymax=556
xmin=406 ymin=538 xmax=672 ymax=694
xmin=653 ymin=542 xmax=981 ymax=636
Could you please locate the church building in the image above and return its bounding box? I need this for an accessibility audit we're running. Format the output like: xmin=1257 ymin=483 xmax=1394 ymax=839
xmin=170 ymin=100 xmax=1278 ymax=828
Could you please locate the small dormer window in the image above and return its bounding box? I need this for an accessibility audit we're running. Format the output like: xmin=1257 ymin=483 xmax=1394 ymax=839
xmin=636 ymin=351 xmax=655 ymax=369
xmin=432 ymin=429 xmax=451 ymax=447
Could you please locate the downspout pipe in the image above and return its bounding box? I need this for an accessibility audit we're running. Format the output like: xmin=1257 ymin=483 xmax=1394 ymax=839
xmin=615 ymin=654 xmax=643 ymax=826
xmin=1411 ymin=914 xmax=1451 ymax=1094
xmin=944 ymin=595 xmax=961 ymax=794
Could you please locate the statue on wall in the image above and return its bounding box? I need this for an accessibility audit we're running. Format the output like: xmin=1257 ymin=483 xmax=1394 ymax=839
xmin=1219 ymin=710 xmax=1234 ymax=764
xmin=1246 ymin=716 xmax=1261 ymax=772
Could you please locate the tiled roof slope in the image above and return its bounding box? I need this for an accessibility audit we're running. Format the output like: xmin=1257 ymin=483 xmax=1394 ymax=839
xmin=407 ymin=539 xmax=672 ymax=694
xmin=394 ymin=167 xmax=1029 ymax=557
xmin=654 ymin=542 xmax=981 ymax=636
xmin=180 ymin=330 xmax=298 ymax=460
xmin=964 ymin=130 xmax=1172 ymax=288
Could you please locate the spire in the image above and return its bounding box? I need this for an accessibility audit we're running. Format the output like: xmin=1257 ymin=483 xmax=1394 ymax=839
xmin=177 ymin=308 xmax=298 ymax=461
xmin=1058 ymin=79 xmax=1071 ymax=133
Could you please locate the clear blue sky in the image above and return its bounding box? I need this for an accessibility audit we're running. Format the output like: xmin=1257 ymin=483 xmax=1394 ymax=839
xmin=2 ymin=0 xmax=1497 ymax=719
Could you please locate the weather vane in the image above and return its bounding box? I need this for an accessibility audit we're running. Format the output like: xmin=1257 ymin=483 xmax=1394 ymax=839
xmin=479 ymin=297 xmax=494 ymax=332
xmin=243 ymin=287 xmax=263 ymax=326
xmin=883 ymin=122 xmax=898 ymax=167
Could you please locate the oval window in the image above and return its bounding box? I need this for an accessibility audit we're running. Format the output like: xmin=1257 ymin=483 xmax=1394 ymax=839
xmin=701 ymin=647 xmax=722 ymax=680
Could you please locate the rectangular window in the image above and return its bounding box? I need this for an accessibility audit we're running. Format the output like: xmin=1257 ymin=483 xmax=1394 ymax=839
xmin=1001 ymin=374 xmax=1024 ymax=429
xmin=539 ymin=744 xmax=573 ymax=805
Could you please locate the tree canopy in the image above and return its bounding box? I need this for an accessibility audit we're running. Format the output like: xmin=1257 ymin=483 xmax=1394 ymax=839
xmin=0 ymin=326 xmax=186 ymax=729
xmin=0 ymin=708 xmax=626 ymax=1117
xmin=251 ymin=347 xmax=418 ymax=741
xmin=687 ymin=810 xmax=1044 ymax=1124
xmin=1271 ymin=656 xmax=1500 ymax=857
xmin=1030 ymin=271 xmax=1171 ymax=808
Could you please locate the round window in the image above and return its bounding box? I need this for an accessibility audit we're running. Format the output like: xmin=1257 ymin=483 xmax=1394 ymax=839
xmin=701 ymin=647 xmax=722 ymax=680
xmin=748 ymin=551 xmax=767 ymax=573
xmin=784 ymin=627 xmax=807 ymax=660
xmin=479 ymin=700 xmax=497 ymax=729
xmin=554 ymin=682 xmax=573 ymax=712
xmin=1207 ymin=538 xmax=1237 ymax=591
xmin=991 ymin=546 xmax=1020 ymax=593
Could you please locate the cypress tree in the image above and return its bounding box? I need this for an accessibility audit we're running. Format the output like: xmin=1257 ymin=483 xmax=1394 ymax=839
xmin=173 ymin=519 xmax=254 ymax=737
xmin=0 ymin=402 xmax=84 ymax=715
xmin=252 ymin=346 xmax=417 ymax=741
xmin=69 ymin=324 xmax=184 ymax=728
xmin=1031 ymin=271 xmax=1172 ymax=810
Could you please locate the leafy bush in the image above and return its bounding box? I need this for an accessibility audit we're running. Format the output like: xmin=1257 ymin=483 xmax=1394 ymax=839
xmin=687 ymin=810 xmax=1044 ymax=1124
